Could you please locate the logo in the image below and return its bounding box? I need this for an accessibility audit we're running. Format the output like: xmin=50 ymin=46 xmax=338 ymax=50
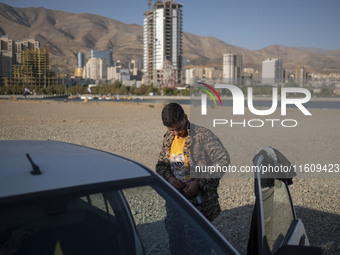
xmin=197 ymin=83 xmax=312 ymax=128
xmin=197 ymin=82 xmax=223 ymax=115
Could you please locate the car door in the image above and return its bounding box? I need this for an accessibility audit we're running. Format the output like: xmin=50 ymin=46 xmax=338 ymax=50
xmin=251 ymin=147 xmax=324 ymax=255
xmin=120 ymin=181 xmax=240 ymax=255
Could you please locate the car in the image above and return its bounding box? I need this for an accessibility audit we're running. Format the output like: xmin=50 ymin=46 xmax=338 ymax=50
xmin=0 ymin=140 xmax=323 ymax=255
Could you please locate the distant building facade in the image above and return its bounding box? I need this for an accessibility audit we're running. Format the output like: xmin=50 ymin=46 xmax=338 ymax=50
xmin=184 ymin=66 xmax=220 ymax=85
xmin=185 ymin=68 xmax=197 ymax=85
xmin=143 ymin=0 xmax=183 ymax=86
xmin=74 ymin=68 xmax=83 ymax=78
xmin=77 ymin=52 xmax=85 ymax=68
xmin=83 ymin=58 xmax=108 ymax=80
xmin=79 ymin=51 xmax=143 ymax=82
xmin=0 ymin=36 xmax=40 ymax=78
xmin=120 ymin=68 xmax=131 ymax=81
xmin=262 ymin=58 xmax=283 ymax=85
xmin=130 ymin=59 xmax=143 ymax=76
xmin=74 ymin=52 xmax=86 ymax=78
xmin=15 ymin=39 xmax=40 ymax=65
xmin=297 ymin=66 xmax=309 ymax=87
xmin=0 ymin=36 xmax=14 ymax=78
xmin=1 ymin=36 xmax=62 ymax=88
xmin=107 ymin=66 xmax=121 ymax=81
xmin=90 ymin=50 xmax=113 ymax=67
xmin=3 ymin=48 xmax=62 ymax=88
xmin=223 ymin=53 xmax=243 ymax=84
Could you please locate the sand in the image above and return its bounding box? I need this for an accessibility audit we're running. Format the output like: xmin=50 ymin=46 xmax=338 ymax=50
xmin=0 ymin=99 xmax=339 ymax=254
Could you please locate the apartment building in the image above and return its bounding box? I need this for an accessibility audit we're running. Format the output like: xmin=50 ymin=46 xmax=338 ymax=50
xmin=262 ymin=58 xmax=283 ymax=85
xmin=143 ymin=0 xmax=183 ymax=86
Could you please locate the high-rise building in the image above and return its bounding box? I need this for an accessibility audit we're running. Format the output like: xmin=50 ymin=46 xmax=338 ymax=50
xmin=143 ymin=0 xmax=183 ymax=86
xmin=77 ymin=52 xmax=85 ymax=68
xmin=1 ymin=36 xmax=41 ymax=79
xmin=15 ymin=39 xmax=40 ymax=65
xmin=83 ymin=58 xmax=108 ymax=80
xmin=223 ymin=54 xmax=243 ymax=84
xmin=74 ymin=52 xmax=86 ymax=77
xmin=185 ymin=68 xmax=197 ymax=85
xmin=107 ymin=66 xmax=121 ymax=81
xmin=130 ymin=59 xmax=142 ymax=75
xmin=90 ymin=50 xmax=113 ymax=67
xmin=0 ymin=36 xmax=14 ymax=78
xmin=262 ymin=58 xmax=283 ymax=85
xmin=296 ymin=66 xmax=309 ymax=87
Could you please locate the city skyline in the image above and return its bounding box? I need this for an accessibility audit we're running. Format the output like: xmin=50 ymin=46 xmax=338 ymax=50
xmin=1 ymin=0 xmax=339 ymax=51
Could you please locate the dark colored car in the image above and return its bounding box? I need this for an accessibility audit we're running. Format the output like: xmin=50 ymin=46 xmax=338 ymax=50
xmin=0 ymin=140 xmax=323 ymax=254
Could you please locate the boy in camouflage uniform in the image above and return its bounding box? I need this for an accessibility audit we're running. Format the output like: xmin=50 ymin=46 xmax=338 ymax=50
xmin=156 ymin=103 xmax=230 ymax=254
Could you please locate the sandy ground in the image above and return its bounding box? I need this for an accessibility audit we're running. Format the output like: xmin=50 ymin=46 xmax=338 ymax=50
xmin=0 ymin=99 xmax=339 ymax=254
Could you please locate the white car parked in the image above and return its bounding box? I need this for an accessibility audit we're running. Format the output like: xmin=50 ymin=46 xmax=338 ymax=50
xmin=0 ymin=140 xmax=323 ymax=255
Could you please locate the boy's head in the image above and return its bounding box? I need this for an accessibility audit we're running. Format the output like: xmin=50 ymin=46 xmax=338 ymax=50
xmin=162 ymin=103 xmax=188 ymax=137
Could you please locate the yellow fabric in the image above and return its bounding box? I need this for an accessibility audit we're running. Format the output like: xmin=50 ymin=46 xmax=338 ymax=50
xmin=169 ymin=135 xmax=190 ymax=183
xmin=54 ymin=241 xmax=64 ymax=255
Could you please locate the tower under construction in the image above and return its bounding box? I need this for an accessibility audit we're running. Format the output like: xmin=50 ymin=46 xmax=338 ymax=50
xmin=143 ymin=0 xmax=183 ymax=87
xmin=1 ymin=36 xmax=62 ymax=90
xmin=2 ymin=48 xmax=62 ymax=89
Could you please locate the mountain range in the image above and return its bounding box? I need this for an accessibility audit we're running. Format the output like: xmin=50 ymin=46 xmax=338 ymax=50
xmin=1 ymin=3 xmax=339 ymax=75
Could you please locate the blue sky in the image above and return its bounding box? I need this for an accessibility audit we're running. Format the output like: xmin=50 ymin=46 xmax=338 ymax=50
xmin=1 ymin=0 xmax=340 ymax=50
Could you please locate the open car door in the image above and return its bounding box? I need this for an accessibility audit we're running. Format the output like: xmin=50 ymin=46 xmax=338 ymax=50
xmin=249 ymin=147 xmax=324 ymax=255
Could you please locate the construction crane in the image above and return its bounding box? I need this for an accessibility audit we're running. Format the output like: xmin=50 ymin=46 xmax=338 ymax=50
xmin=148 ymin=0 xmax=152 ymax=9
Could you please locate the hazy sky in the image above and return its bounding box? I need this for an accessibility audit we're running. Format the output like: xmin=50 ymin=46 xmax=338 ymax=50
xmin=1 ymin=0 xmax=340 ymax=50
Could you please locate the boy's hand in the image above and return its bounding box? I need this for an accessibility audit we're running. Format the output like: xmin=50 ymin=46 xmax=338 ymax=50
xmin=183 ymin=181 xmax=199 ymax=197
xmin=168 ymin=176 xmax=185 ymax=190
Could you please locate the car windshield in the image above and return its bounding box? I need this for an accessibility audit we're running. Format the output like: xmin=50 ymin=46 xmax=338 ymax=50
xmin=0 ymin=182 xmax=232 ymax=255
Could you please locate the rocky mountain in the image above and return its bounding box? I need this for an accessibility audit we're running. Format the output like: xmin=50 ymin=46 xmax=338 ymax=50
xmin=1 ymin=3 xmax=339 ymax=75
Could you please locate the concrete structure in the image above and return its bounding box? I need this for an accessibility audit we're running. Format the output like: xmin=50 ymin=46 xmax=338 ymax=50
xmin=185 ymin=68 xmax=197 ymax=85
xmin=262 ymin=58 xmax=283 ymax=85
xmin=107 ymin=60 xmax=143 ymax=82
xmin=1 ymin=36 xmax=63 ymax=89
xmin=15 ymin=39 xmax=40 ymax=65
xmin=83 ymin=58 xmax=108 ymax=80
xmin=243 ymin=67 xmax=261 ymax=85
xmin=3 ymin=48 xmax=62 ymax=88
xmin=184 ymin=66 xmax=218 ymax=85
xmin=0 ymin=36 xmax=14 ymax=78
xmin=120 ymin=68 xmax=131 ymax=81
xmin=1 ymin=36 xmax=40 ymax=78
xmin=143 ymin=0 xmax=183 ymax=86
xmin=296 ymin=66 xmax=309 ymax=87
xmin=130 ymin=59 xmax=143 ymax=76
xmin=107 ymin=66 xmax=120 ymax=81
xmin=223 ymin=53 xmax=243 ymax=84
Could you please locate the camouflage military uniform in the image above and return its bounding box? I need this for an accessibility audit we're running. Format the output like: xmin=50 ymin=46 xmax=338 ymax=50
xmin=156 ymin=122 xmax=230 ymax=222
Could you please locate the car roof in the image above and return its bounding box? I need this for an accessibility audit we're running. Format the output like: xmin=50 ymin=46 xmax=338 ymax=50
xmin=0 ymin=140 xmax=152 ymax=199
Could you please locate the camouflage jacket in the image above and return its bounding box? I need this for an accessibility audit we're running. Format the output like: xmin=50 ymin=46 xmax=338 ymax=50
xmin=156 ymin=122 xmax=230 ymax=221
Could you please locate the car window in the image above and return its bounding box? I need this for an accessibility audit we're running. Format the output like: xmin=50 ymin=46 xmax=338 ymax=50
xmin=80 ymin=193 xmax=116 ymax=216
xmin=261 ymin=178 xmax=294 ymax=253
xmin=0 ymin=184 xmax=234 ymax=255
xmin=123 ymin=185 xmax=228 ymax=255
xmin=0 ymin=192 xmax=136 ymax=255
